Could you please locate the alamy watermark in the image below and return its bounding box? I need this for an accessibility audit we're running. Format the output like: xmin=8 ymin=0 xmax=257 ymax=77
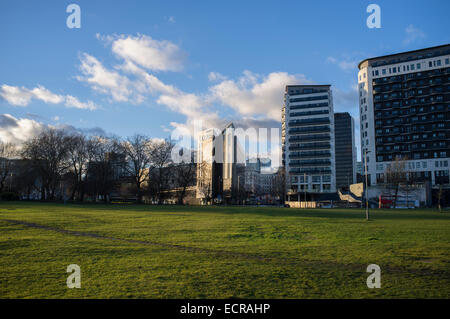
xmin=366 ymin=4 xmax=381 ymax=29
xmin=67 ymin=264 xmax=81 ymax=288
xmin=170 ymin=120 xmax=281 ymax=170
xmin=366 ymin=264 xmax=381 ymax=288
xmin=66 ymin=4 xmax=81 ymax=29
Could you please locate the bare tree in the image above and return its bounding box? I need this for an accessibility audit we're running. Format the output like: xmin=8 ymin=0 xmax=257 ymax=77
xmin=85 ymin=136 xmax=121 ymax=202
xmin=273 ymin=167 xmax=286 ymax=205
xmin=384 ymin=156 xmax=407 ymax=208
xmin=0 ymin=142 xmax=17 ymax=193
xmin=148 ymin=140 xmax=174 ymax=204
xmin=173 ymin=161 xmax=196 ymax=204
xmin=120 ymin=134 xmax=152 ymax=203
xmin=22 ymin=129 xmax=70 ymax=200
xmin=196 ymin=160 xmax=212 ymax=205
xmin=65 ymin=134 xmax=89 ymax=201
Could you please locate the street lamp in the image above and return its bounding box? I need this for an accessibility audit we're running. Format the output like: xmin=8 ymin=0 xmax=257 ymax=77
xmin=9 ymin=172 xmax=13 ymax=192
xmin=304 ymin=172 xmax=307 ymax=207
xmin=364 ymin=149 xmax=371 ymax=220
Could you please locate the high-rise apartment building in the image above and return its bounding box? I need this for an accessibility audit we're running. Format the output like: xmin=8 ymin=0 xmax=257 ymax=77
xmin=334 ymin=112 xmax=356 ymax=190
xmin=282 ymin=85 xmax=336 ymax=198
xmin=358 ymin=44 xmax=450 ymax=187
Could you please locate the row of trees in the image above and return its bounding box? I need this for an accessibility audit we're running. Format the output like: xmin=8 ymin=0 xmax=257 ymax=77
xmin=0 ymin=129 xmax=196 ymax=204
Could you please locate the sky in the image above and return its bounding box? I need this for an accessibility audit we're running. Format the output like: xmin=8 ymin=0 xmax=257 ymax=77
xmin=1 ymin=0 xmax=449 ymax=162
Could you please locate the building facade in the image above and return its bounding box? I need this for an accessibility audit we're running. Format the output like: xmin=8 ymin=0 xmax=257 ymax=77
xmin=282 ymin=85 xmax=337 ymax=198
xmin=334 ymin=112 xmax=357 ymax=190
xmin=196 ymin=123 xmax=237 ymax=203
xmin=358 ymin=44 xmax=450 ymax=187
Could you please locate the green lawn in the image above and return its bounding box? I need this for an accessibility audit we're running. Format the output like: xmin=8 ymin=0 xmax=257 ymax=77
xmin=0 ymin=202 xmax=449 ymax=298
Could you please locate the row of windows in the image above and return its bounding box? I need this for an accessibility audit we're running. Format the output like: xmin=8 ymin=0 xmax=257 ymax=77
xmin=377 ymin=151 xmax=448 ymax=162
xmin=289 ymin=102 xmax=329 ymax=110
xmin=375 ymin=104 xmax=448 ymax=117
xmin=374 ymin=85 xmax=449 ymax=96
xmin=371 ymin=48 xmax=450 ymax=67
xmin=288 ymin=151 xmax=331 ymax=158
xmin=288 ymin=88 xmax=328 ymax=95
xmin=376 ymin=132 xmax=447 ymax=144
xmin=288 ymin=125 xmax=331 ymax=134
xmin=372 ymin=67 xmax=450 ymax=85
xmin=291 ymin=175 xmax=332 ymax=183
xmin=371 ymin=58 xmax=450 ymax=77
xmin=375 ymin=113 xmax=448 ymax=126
xmin=375 ymin=122 xmax=447 ymax=135
xmin=377 ymin=141 xmax=447 ymax=152
xmin=374 ymin=92 xmax=447 ymax=102
xmin=290 ymin=109 xmax=329 ymax=117
xmin=288 ymin=117 xmax=330 ymax=126
xmin=376 ymin=161 xmax=432 ymax=171
xmin=289 ymin=94 xmax=328 ymax=103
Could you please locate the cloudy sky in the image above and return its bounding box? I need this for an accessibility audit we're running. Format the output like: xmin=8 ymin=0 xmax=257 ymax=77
xmin=1 ymin=0 xmax=449 ymax=160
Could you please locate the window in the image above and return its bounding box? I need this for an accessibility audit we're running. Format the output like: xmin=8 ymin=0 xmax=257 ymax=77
xmin=411 ymin=64 xmax=415 ymax=71
xmin=429 ymin=61 xmax=432 ymax=67
xmin=417 ymin=63 xmax=421 ymax=69
xmin=437 ymin=60 xmax=441 ymax=66
xmin=445 ymin=58 xmax=449 ymax=65
xmin=382 ymin=69 xmax=386 ymax=75
xmin=423 ymin=162 xmax=427 ymax=168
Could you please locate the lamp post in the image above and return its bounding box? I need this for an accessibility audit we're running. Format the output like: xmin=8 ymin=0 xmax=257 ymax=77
xmin=9 ymin=172 xmax=13 ymax=192
xmin=364 ymin=149 xmax=371 ymax=220
xmin=304 ymin=173 xmax=307 ymax=208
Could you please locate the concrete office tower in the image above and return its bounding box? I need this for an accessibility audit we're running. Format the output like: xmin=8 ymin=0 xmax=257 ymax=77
xmin=358 ymin=44 xmax=450 ymax=187
xmin=282 ymin=85 xmax=336 ymax=199
xmin=334 ymin=112 xmax=357 ymax=190
xmin=196 ymin=123 xmax=237 ymax=203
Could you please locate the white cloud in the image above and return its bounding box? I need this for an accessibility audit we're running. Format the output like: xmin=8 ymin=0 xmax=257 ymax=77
xmin=109 ymin=34 xmax=185 ymax=72
xmin=0 ymin=85 xmax=33 ymax=106
xmin=208 ymin=72 xmax=227 ymax=82
xmin=326 ymin=56 xmax=358 ymax=71
xmin=0 ymin=113 xmax=45 ymax=144
xmin=0 ymin=113 xmax=108 ymax=145
xmin=30 ymin=86 xmax=64 ymax=104
xmin=65 ymin=95 xmax=97 ymax=110
xmin=403 ymin=24 xmax=426 ymax=45
xmin=168 ymin=16 xmax=176 ymax=23
xmin=77 ymin=53 xmax=132 ymax=103
xmin=0 ymin=84 xmax=97 ymax=110
xmin=209 ymin=71 xmax=313 ymax=121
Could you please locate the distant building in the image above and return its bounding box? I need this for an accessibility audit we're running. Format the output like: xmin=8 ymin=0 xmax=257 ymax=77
xmin=282 ymin=85 xmax=337 ymax=201
xmin=196 ymin=123 xmax=237 ymax=204
xmin=334 ymin=112 xmax=356 ymax=190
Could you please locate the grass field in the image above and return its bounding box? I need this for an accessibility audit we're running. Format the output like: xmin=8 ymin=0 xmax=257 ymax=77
xmin=0 ymin=202 xmax=449 ymax=298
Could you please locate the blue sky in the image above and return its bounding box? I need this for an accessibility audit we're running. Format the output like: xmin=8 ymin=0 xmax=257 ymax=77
xmin=1 ymin=0 xmax=449 ymax=161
